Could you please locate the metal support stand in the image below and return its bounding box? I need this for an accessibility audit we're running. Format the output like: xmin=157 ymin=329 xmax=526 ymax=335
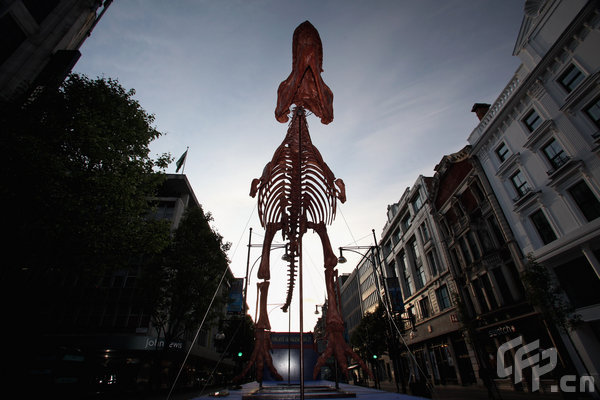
xmin=299 ymin=241 xmax=304 ymax=400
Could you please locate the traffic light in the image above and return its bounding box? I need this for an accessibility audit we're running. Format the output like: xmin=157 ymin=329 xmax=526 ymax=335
xmin=237 ymin=351 xmax=243 ymax=357
xmin=372 ymin=354 xmax=378 ymax=359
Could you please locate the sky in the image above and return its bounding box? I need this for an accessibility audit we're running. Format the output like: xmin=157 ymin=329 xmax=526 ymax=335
xmin=74 ymin=0 xmax=526 ymax=333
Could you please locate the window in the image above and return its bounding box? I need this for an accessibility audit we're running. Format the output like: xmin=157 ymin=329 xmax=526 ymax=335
xmin=415 ymin=263 xmax=426 ymax=290
xmin=488 ymin=216 xmax=504 ymax=244
xmin=510 ymin=170 xmax=531 ymax=197
xmin=451 ymin=248 xmax=462 ymax=269
xmin=585 ymin=96 xmax=600 ymax=128
xmin=495 ymin=142 xmax=510 ymax=162
xmin=401 ymin=213 xmax=411 ymax=232
xmin=493 ymin=268 xmax=514 ymax=305
xmin=383 ymin=240 xmax=392 ymax=257
xmin=399 ymin=252 xmax=413 ymax=298
xmin=0 ymin=14 xmax=27 ymax=65
xmin=420 ymin=221 xmax=430 ymax=242
xmin=558 ymin=64 xmax=584 ymax=93
xmin=387 ymin=260 xmax=397 ymax=278
xmin=542 ymin=139 xmax=569 ymax=170
xmin=410 ymin=238 xmax=421 ymax=266
xmin=530 ymin=209 xmax=557 ymax=245
xmin=411 ymin=193 xmax=423 ymax=213
xmin=426 ymin=249 xmax=439 ymax=276
xmin=481 ymin=274 xmax=499 ymax=309
xmin=459 ymin=237 xmax=472 ymax=265
xmin=23 ymin=0 xmax=59 ymax=23
xmin=523 ymin=109 xmax=542 ymax=132
xmin=473 ymin=278 xmax=489 ymax=313
xmin=568 ymin=180 xmax=600 ymax=221
xmin=392 ymin=227 xmax=401 ymax=245
xmin=554 ymin=256 xmax=600 ymax=308
xmin=419 ymin=297 xmax=431 ymax=319
xmin=478 ymin=228 xmax=495 ymax=251
xmin=153 ymin=200 xmax=175 ymax=220
xmin=436 ymin=285 xmax=451 ymax=311
xmin=467 ymin=232 xmax=481 ymax=260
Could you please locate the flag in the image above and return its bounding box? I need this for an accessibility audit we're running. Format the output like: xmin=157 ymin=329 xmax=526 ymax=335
xmin=175 ymin=149 xmax=187 ymax=173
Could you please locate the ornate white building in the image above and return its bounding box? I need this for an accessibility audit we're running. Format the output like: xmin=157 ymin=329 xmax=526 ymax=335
xmin=468 ymin=0 xmax=600 ymax=391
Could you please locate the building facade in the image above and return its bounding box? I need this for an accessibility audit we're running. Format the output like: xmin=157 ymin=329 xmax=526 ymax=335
xmin=380 ymin=175 xmax=476 ymax=389
xmin=430 ymin=145 xmax=572 ymax=393
xmin=467 ymin=0 xmax=600 ymax=393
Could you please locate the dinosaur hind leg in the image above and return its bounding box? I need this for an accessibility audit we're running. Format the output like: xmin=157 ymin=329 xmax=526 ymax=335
xmin=307 ymin=221 xmax=338 ymax=268
xmin=257 ymin=222 xmax=282 ymax=280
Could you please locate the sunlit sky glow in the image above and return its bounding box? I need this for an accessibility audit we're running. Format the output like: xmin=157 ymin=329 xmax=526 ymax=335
xmin=74 ymin=0 xmax=525 ymax=332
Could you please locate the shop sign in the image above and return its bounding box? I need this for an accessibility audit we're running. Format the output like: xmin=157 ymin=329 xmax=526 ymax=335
xmin=488 ymin=325 xmax=516 ymax=338
xmin=144 ymin=337 xmax=184 ymax=350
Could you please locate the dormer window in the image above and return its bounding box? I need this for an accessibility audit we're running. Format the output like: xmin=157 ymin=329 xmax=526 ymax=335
xmin=523 ymin=109 xmax=542 ymax=132
xmin=558 ymin=64 xmax=584 ymax=93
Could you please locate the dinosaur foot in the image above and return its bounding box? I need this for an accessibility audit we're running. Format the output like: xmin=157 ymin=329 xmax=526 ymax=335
xmin=312 ymin=329 xmax=373 ymax=380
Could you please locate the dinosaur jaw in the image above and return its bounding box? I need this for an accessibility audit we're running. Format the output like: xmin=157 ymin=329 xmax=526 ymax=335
xmin=275 ymin=21 xmax=334 ymax=125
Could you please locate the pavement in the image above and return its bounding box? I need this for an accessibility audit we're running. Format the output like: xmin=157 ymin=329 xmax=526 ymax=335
xmin=142 ymin=379 xmax=587 ymax=400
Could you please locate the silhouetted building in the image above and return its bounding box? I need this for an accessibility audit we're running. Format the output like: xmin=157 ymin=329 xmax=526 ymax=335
xmin=27 ymin=174 xmax=235 ymax=395
xmin=0 ymin=0 xmax=112 ymax=103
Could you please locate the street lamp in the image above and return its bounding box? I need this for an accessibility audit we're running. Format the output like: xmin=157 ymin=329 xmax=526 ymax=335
xmin=337 ymin=229 xmax=405 ymax=393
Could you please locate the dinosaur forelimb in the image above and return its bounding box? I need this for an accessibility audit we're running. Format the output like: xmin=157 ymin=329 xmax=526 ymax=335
xmin=334 ymin=178 xmax=346 ymax=204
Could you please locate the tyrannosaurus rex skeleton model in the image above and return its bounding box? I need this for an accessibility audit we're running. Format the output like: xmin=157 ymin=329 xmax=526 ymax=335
xmin=235 ymin=20 xmax=372 ymax=384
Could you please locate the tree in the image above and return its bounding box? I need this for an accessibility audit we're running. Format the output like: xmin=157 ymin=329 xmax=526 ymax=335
xmin=1 ymin=74 xmax=172 ymax=332
xmin=521 ymin=254 xmax=581 ymax=331
xmin=350 ymin=304 xmax=389 ymax=362
xmin=143 ymin=207 xmax=232 ymax=349
xmin=217 ymin=314 xmax=255 ymax=370
xmin=2 ymin=74 xmax=172 ymax=278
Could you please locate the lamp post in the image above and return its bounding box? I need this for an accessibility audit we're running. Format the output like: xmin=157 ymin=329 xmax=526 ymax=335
xmin=337 ymin=229 xmax=406 ymax=393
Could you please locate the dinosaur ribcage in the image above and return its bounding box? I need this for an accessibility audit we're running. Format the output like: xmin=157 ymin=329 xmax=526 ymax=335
xmin=256 ymin=109 xmax=338 ymax=311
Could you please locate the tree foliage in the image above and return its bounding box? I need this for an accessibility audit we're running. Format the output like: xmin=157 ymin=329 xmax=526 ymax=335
xmin=350 ymin=304 xmax=389 ymax=360
xmin=218 ymin=314 xmax=255 ymax=361
xmin=2 ymin=74 xmax=172 ymax=280
xmin=143 ymin=207 xmax=232 ymax=345
xmin=521 ymin=254 xmax=580 ymax=331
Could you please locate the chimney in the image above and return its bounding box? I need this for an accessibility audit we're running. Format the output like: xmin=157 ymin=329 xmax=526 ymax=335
xmin=471 ymin=103 xmax=491 ymax=121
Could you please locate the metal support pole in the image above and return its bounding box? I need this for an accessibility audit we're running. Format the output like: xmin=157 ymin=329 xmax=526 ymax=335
xmin=299 ymin=240 xmax=304 ymax=400
xmin=298 ymin=107 xmax=305 ymax=400
xmin=288 ymin=304 xmax=291 ymax=384
xmin=243 ymin=228 xmax=252 ymax=315
xmin=371 ymin=229 xmax=403 ymax=393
